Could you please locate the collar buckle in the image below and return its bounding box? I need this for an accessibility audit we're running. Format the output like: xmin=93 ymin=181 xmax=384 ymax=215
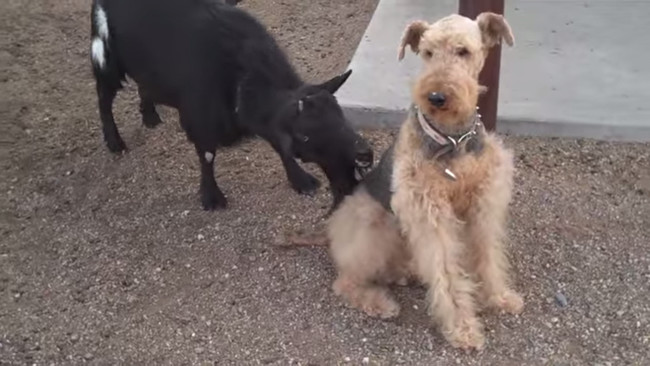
xmin=415 ymin=106 xmax=480 ymax=153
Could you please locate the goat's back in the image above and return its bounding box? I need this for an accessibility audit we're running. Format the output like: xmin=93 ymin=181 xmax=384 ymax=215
xmin=93 ymin=0 xmax=287 ymax=104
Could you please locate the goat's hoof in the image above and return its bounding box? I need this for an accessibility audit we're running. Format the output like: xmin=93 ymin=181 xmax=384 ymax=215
xmin=291 ymin=173 xmax=320 ymax=196
xmin=142 ymin=112 xmax=163 ymax=128
xmin=201 ymin=190 xmax=228 ymax=211
xmin=106 ymin=137 xmax=127 ymax=153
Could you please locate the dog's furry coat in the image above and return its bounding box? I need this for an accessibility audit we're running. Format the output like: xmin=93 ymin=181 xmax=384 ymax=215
xmin=326 ymin=12 xmax=523 ymax=350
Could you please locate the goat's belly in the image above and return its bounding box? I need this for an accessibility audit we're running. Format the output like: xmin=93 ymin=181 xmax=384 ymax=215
xmin=143 ymin=89 xmax=177 ymax=108
xmin=129 ymin=75 xmax=179 ymax=108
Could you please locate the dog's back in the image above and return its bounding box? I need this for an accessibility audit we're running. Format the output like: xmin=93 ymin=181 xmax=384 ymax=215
xmin=358 ymin=144 xmax=395 ymax=212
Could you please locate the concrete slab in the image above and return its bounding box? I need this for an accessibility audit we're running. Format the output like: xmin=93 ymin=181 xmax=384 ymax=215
xmin=338 ymin=0 xmax=650 ymax=142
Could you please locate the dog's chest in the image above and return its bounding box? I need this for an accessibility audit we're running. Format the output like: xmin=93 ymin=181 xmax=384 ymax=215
xmin=444 ymin=153 xmax=492 ymax=216
xmin=409 ymin=149 xmax=494 ymax=218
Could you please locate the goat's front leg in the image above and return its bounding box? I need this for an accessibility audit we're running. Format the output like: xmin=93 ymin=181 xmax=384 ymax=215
xmin=180 ymin=99 xmax=228 ymax=210
xmin=268 ymin=133 xmax=320 ymax=195
xmin=194 ymin=146 xmax=227 ymax=210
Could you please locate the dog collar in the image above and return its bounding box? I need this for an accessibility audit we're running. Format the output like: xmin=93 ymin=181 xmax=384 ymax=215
xmin=414 ymin=105 xmax=483 ymax=181
xmin=415 ymin=106 xmax=481 ymax=149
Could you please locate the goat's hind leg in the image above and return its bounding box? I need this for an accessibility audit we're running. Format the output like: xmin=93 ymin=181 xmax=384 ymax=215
xmin=138 ymin=86 xmax=163 ymax=128
xmin=95 ymin=75 xmax=126 ymax=153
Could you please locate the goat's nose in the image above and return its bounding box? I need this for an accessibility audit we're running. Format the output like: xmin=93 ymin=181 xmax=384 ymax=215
xmin=428 ymin=92 xmax=446 ymax=108
xmin=354 ymin=144 xmax=374 ymax=168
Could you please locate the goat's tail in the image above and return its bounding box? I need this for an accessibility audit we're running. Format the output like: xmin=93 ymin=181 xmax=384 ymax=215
xmin=90 ymin=0 xmax=124 ymax=89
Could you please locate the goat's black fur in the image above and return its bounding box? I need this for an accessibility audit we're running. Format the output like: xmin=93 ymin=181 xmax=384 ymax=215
xmin=90 ymin=0 xmax=373 ymax=210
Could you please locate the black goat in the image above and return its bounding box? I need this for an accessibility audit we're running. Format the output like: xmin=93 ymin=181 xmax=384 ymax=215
xmin=90 ymin=0 xmax=373 ymax=210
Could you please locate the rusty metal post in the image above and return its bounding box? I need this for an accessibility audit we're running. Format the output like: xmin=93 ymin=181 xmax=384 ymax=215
xmin=459 ymin=0 xmax=505 ymax=131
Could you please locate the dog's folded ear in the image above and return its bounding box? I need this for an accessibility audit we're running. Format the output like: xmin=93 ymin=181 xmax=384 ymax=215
xmin=398 ymin=21 xmax=429 ymax=61
xmin=476 ymin=12 xmax=514 ymax=48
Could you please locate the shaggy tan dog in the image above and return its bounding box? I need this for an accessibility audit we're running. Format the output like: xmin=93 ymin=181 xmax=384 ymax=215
xmin=326 ymin=12 xmax=522 ymax=350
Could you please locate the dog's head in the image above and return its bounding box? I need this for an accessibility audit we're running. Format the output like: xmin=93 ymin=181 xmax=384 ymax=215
xmin=286 ymin=70 xmax=374 ymax=206
xmin=398 ymin=13 xmax=514 ymax=134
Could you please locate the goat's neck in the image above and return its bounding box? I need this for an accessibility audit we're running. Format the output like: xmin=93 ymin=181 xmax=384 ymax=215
xmin=238 ymin=80 xmax=299 ymax=126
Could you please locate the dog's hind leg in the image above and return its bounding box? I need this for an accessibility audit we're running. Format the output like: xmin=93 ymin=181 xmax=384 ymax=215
xmin=328 ymin=189 xmax=405 ymax=319
xmin=467 ymin=142 xmax=523 ymax=315
xmin=333 ymin=275 xmax=400 ymax=319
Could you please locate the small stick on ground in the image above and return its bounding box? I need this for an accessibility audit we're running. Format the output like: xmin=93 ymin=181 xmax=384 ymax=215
xmin=276 ymin=227 xmax=329 ymax=247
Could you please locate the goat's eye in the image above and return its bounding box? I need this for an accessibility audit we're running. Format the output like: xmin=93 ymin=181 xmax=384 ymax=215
xmin=302 ymin=135 xmax=309 ymax=143
xmin=423 ymin=50 xmax=433 ymax=58
xmin=457 ymin=47 xmax=470 ymax=57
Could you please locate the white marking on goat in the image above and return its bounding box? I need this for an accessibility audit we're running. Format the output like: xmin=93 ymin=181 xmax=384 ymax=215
xmin=91 ymin=38 xmax=106 ymax=69
xmin=95 ymin=6 xmax=109 ymax=41
xmin=204 ymin=152 xmax=214 ymax=163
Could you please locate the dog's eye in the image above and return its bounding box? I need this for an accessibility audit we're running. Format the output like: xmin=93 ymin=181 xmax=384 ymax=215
xmin=423 ymin=50 xmax=433 ymax=58
xmin=303 ymin=135 xmax=309 ymax=142
xmin=457 ymin=47 xmax=470 ymax=57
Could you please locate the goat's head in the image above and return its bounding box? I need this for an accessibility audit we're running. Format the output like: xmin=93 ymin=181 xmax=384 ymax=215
xmin=281 ymin=70 xmax=374 ymax=207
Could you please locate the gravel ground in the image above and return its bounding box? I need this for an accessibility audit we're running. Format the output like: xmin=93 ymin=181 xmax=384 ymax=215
xmin=1 ymin=0 xmax=649 ymax=365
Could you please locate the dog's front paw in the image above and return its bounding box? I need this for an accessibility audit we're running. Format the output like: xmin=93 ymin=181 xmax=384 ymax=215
xmin=487 ymin=290 xmax=524 ymax=315
xmin=290 ymin=171 xmax=321 ymax=196
xmin=446 ymin=318 xmax=485 ymax=351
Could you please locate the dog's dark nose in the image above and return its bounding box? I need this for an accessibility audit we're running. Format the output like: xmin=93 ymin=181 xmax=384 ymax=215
xmin=428 ymin=92 xmax=446 ymax=107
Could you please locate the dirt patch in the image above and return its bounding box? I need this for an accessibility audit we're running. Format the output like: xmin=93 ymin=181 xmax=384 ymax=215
xmin=1 ymin=0 xmax=649 ymax=365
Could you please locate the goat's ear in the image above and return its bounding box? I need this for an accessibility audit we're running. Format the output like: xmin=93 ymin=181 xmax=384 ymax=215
xmin=398 ymin=20 xmax=429 ymax=61
xmin=476 ymin=12 xmax=514 ymax=48
xmin=315 ymin=69 xmax=352 ymax=95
